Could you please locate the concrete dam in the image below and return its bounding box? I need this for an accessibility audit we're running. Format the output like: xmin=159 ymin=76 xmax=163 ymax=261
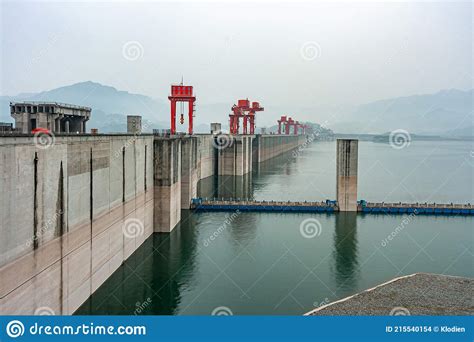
xmin=0 ymin=133 xmax=306 ymax=315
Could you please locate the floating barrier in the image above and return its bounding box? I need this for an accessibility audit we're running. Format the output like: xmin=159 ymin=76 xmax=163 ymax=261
xmin=191 ymin=198 xmax=474 ymax=216
xmin=191 ymin=198 xmax=336 ymax=213
xmin=358 ymin=200 xmax=473 ymax=215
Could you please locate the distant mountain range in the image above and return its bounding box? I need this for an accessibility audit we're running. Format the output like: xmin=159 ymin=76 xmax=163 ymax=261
xmin=330 ymin=89 xmax=473 ymax=137
xmin=1 ymin=82 xmax=472 ymax=136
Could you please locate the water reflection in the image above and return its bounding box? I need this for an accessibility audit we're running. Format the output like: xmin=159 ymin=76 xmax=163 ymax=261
xmin=331 ymin=212 xmax=359 ymax=295
xmin=149 ymin=210 xmax=199 ymax=314
xmin=76 ymin=210 xmax=199 ymax=315
xmin=253 ymin=151 xmax=296 ymax=175
xmin=228 ymin=210 xmax=259 ymax=246
xmin=198 ymin=174 xmax=253 ymax=199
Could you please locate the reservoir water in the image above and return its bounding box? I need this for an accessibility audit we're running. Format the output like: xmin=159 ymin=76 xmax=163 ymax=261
xmin=76 ymin=140 xmax=473 ymax=315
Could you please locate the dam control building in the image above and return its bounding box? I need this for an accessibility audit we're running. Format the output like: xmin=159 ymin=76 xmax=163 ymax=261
xmin=10 ymin=101 xmax=91 ymax=134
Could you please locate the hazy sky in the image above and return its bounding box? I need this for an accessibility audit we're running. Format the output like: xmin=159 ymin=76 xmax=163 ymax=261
xmin=1 ymin=0 xmax=472 ymax=108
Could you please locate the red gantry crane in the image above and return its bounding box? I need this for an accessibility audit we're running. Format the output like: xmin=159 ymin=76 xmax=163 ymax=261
xmin=277 ymin=116 xmax=305 ymax=135
xmin=277 ymin=115 xmax=287 ymax=134
xmin=300 ymin=123 xmax=308 ymax=135
xmin=286 ymin=117 xmax=295 ymax=135
xmin=246 ymin=101 xmax=264 ymax=135
xmin=229 ymin=99 xmax=264 ymax=135
xmin=294 ymin=120 xmax=300 ymax=135
xmin=168 ymin=83 xmax=196 ymax=135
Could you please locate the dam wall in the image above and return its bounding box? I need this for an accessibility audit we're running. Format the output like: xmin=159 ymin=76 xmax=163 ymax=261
xmin=153 ymin=134 xmax=217 ymax=231
xmin=195 ymin=134 xmax=216 ymax=180
xmin=153 ymin=137 xmax=182 ymax=233
xmin=217 ymin=135 xmax=253 ymax=176
xmin=0 ymin=134 xmax=154 ymax=315
xmin=0 ymin=133 xmax=306 ymax=315
xmin=254 ymin=134 xmax=307 ymax=163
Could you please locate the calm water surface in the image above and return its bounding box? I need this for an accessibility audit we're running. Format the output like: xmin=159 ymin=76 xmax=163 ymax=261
xmin=76 ymin=140 xmax=473 ymax=315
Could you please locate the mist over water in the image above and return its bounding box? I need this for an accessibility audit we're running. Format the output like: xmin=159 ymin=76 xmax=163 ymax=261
xmin=76 ymin=140 xmax=473 ymax=315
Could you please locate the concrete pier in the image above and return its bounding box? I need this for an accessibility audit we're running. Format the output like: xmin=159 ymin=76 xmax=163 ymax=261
xmin=195 ymin=134 xmax=216 ymax=180
xmin=180 ymin=137 xmax=198 ymax=209
xmin=217 ymin=136 xmax=253 ymax=176
xmin=153 ymin=137 xmax=181 ymax=232
xmin=336 ymin=139 xmax=358 ymax=212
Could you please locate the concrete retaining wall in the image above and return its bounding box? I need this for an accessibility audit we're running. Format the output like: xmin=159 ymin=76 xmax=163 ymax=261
xmin=0 ymin=135 xmax=154 ymax=315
